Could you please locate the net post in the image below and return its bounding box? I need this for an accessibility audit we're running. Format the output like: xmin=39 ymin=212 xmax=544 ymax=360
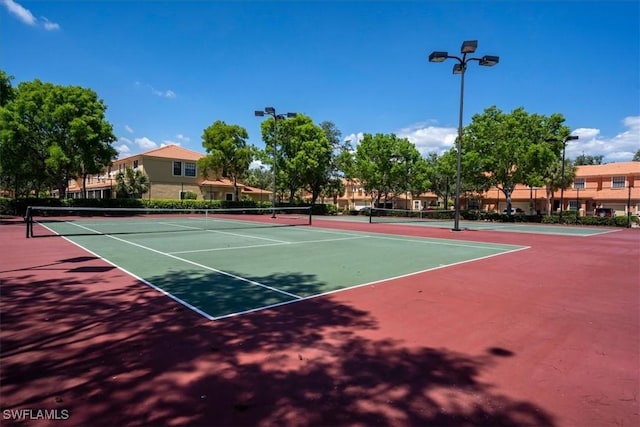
xmin=25 ymin=206 xmax=31 ymax=238
xmin=369 ymin=209 xmax=373 ymax=224
xmin=308 ymin=206 xmax=312 ymax=225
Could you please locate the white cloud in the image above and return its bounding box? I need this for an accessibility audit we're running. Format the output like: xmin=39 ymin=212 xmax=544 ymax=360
xmin=569 ymin=116 xmax=640 ymax=162
xmin=396 ymin=122 xmax=457 ymax=156
xmin=135 ymin=137 xmax=157 ymax=149
xmin=2 ymin=0 xmax=35 ymax=25
xmin=115 ymin=144 xmax=130 ymax=155
xmin=134 ymin=81 xmax=176 ymax=98
xmin=175 ymin=134 xmax=190 ymax=142
xmin=41 ymin=16 xmax=59 ymax=31
xmin=161 ymin=140 xmax=181 ymax=147
xmin=150 ymin=86 xmax=176 ymax=98
xmin=344 ymin=132 xmax=364 ymax=146
xmin=118 ymin=137 xmax=132 ymax=145
xmin=1 ymin=0 xmax=60 ymax=30
xmin=124 ymin=125 xmax=134 ymax=134
xmin=249 ymin=160 xmax=268 ymax=170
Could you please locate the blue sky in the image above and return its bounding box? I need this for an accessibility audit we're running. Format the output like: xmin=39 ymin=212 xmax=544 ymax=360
xmin=2 ymin=0 xmax=639 ymax=163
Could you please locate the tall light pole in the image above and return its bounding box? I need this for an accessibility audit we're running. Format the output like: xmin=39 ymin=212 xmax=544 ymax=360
xmin=255 ymin=107 xmax=297 ymax=217
xmin=429 ymin=40 xmax=499 ymax=231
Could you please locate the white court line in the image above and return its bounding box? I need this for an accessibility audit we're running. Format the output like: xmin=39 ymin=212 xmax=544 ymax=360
xmin=169 ymin=235 xmax=369 ymax=255
xmin=65 ymin=221 xmax=303 ymax=300
xmin=212 ymin=244 xmax=531 ymax=320
xmin=156 ymin=221 xmax=290 ymax=243
xmin=298 ymin=226 xmax=523 ymax=251
xmin=35 ymin=222 xmax=217 ymax=320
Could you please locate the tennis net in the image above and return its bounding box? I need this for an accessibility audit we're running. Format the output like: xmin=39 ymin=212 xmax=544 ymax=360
xmin=26 ymin=205 xmax=312 ymax=238
xmin=368 ymin=207 xmax=454 ymax=224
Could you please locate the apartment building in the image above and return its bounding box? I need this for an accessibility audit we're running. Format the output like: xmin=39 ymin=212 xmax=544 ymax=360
xmin=67 ymin=145 xmax=270 ymax=202
xmin=481 ymin=162 xmax=640 ymax=216
xmin=68 ymin=145 xmax=639 ymax=216
xmin=331 ymin=162 xmax=640 ymax=216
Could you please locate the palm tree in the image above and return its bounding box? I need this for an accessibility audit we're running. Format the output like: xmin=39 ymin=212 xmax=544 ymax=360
xmin=115 ymin=167 xmax=149 ymax=198
xmin=543 ymin=158 xmax=576 ymax=215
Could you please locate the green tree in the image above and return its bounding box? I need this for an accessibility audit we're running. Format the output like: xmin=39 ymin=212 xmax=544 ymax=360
xmin=351 ymin=133 xmax=428 ymax=208
xmin=424 ymin=151 xmax=455 ymax=208
xmin=320 ymin=177 xmax=346 ymax=205
xmin=632 ymin=149 xmax=640 ymax=161
xmin=0 ymin=79 xmax=117 ymax=198
xmin=575 ymin=154 xmax=604 ymax=165
xmin=243 ymin=165 xmax=272 ymax=190
xmin=542 ymin=157 xmax=577 ymax=215
xmin=115 ymin=167 xmax=149 ymax=198
xmin=463 ymin=106 xmax=571 ymax=214
xmin=259 ymin=114 xmax=332 ymax=205
xmin=0 ymin=70 xmax=15 ymax=107
xmin=0 ymin=70 xmax=17 ymax=195
xmin=198 ymin=120 xmax=253 ymax=201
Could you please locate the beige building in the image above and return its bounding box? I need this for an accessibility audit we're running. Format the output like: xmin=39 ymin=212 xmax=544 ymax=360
xmin=67 ymin=145 xmax=269 ymax=202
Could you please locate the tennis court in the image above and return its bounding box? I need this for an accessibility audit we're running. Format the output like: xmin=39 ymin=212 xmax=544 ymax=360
xmin=27 ymin=206 xmax=526 ymax=320
xmin=3 ymin=208 xmax=638 ymax=427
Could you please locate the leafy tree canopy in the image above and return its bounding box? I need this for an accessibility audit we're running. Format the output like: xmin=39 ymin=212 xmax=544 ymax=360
xmin=464 ymin=106 xmax=571 ymax=210
xmin=0 ymin=76 xmax=116 ymax=198
xmin=259 ymin=114 xmax=333 ymax=205
xmin=351 ymin=133 xmax=429 ymax=206
xmin=198 ymin=120 xmax=253 ymax=201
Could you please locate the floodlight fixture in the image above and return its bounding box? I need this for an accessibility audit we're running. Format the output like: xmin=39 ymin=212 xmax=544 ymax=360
xmin=461 ymin=40 xmax=478 ymax=54
xmin=428 ymin=51 xmax=449 ymax=62
xmin=479 ymin=55 xmax=500 ymax=66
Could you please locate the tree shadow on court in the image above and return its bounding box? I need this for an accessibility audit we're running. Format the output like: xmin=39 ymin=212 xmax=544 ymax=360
xmin=1 ymin=257 xmax=556 ymax=426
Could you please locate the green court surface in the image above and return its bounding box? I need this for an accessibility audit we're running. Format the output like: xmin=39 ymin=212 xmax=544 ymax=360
xmin=38 ymin=219 xmax=526 ymax=320
xmin=319 ymin=215 xmax=618 ymax=236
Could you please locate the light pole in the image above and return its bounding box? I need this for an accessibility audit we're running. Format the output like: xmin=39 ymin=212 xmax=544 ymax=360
xmin=429 ymin=40 xmax=499 ymax=231
xmin=555 ymin=135 xmax=579 ymax=223
xmin=627 ymin=183 xmax=634 ymax=228
xmin=255 ymin=107 xmax=297 ymax=217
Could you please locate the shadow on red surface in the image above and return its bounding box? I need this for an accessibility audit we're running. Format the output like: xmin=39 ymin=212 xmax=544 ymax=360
xmin=1 ymin=258 xmax=555 ymax=427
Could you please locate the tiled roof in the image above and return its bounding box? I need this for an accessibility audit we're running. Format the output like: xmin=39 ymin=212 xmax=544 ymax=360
xmin=242 ymin=185 xmax=272 ymax=194
xmin=118 ymin=145 xmax=204 ymax=162
xmin=576 ymin=162 xmax=640 ymax=177
xmin=200 ymin=178 xmax=236 ymax=187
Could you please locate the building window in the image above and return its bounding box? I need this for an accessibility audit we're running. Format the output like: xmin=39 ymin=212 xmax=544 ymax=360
xmin=184 ymin=162 xmax=196 ymax=177
xmin=225 ymin=193 xmax=233 ymax=201
xmin=413 ymin=200 xmax=421 ymax=210
xmin=573 ymin=178 xmax=585 ymax=189
xmin=173 ymin=161 xmax=182 ymax=176
xmin=568 ymin=200 xmax=579 ymax=211
xmin=133 ymin=160 xmax=139 ymax=169
xmin=612 ymin=176 xmax=626 ymax=189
